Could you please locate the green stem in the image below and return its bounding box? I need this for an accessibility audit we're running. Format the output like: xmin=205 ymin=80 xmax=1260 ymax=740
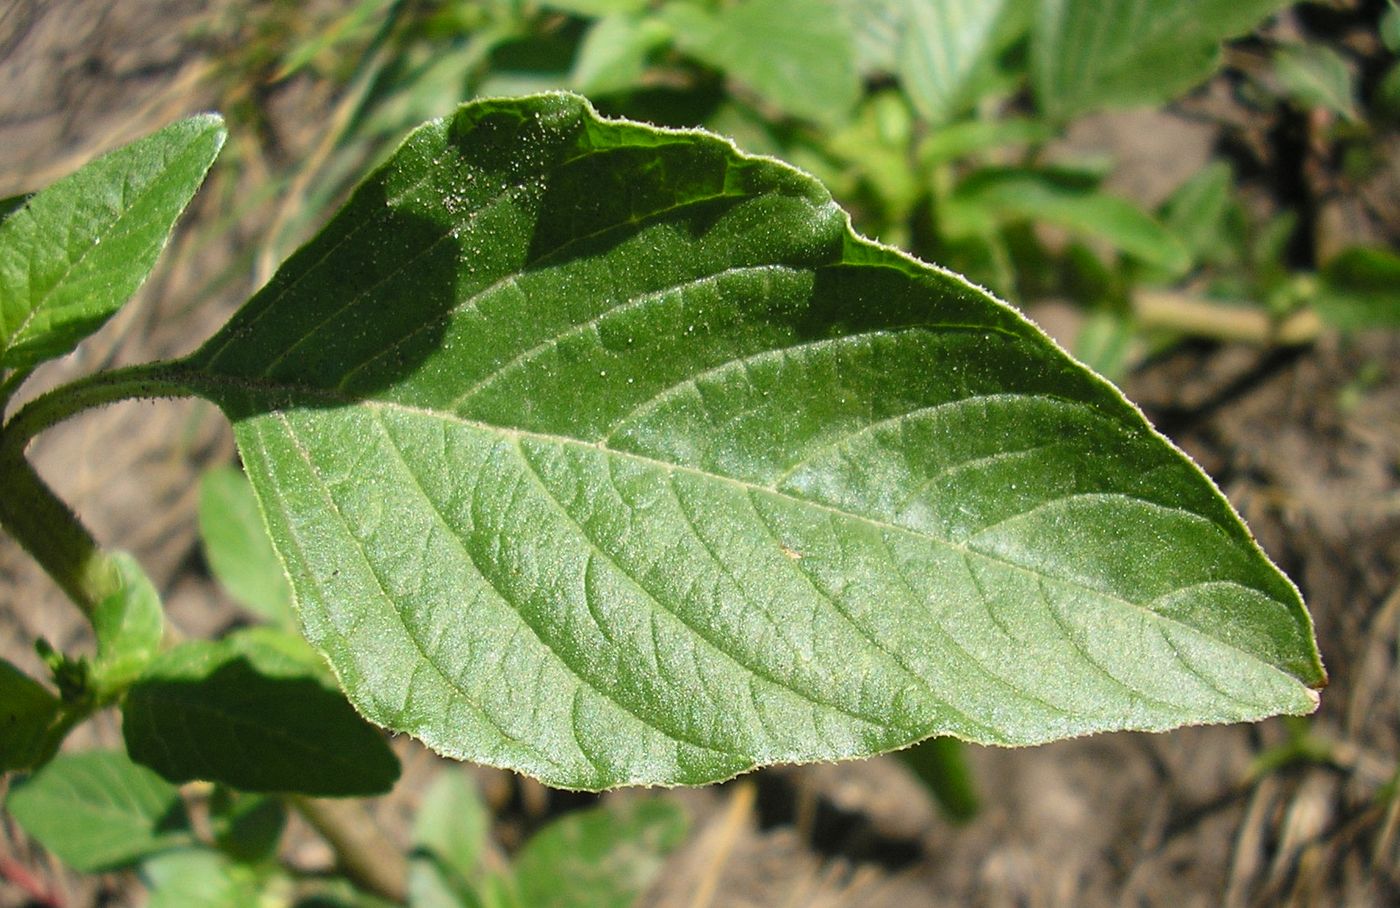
xmin=0 ymin=360 xmax=198 ymax=616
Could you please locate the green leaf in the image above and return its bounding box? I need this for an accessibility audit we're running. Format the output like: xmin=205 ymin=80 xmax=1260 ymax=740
xmin=209 ymin=788 xmax=287 ymax=863
xmin=896 ymin=736 xmax=979 ymax=822
xmin=570 ymin=14 xmax=672 ymax=96
xmin=539 ymin=0 xmax=648 ymax=16
xmin=142 ymin=848 xmax=264 ymax=908
xmin=178 ymin=93 xmax=1322 ymax=790
xmin=945 ymin=168 xmax=1192 ymax=274
xmin=199 ymin=466 xmax=297 ymax=627
xmin=663 ymin=0 xmax=860 ymax=125
xmin=0 ymin=659 xmax=62 ymax=771
xmin=1159 ymin=160 xmax=1234 ymax=266
xmin=920 ymin=117 xmax=1057 ymax=168
xmin=1314 ymin=247 xmax=1400 ymax=330
xmin=1273 ymin=43 xmax=1359 ymax=121
xmin=1032 ymin=0 xmax=1293 ymax=120
xmin=898 ymin=0 xmax=1018 ymax=124
xmin=123 ymin=628 xmax=400 ymax=795
xmin=5 ymin=750 xmax=191 ymax=871
xmin=1384 ymin=1 xmax=1400 ymax=55
xmin=0 ymin=193 xmax=32 ymax=223
xmin=0 ymin=115 xmax=225 ymax=371
xmin=410 ymin=771 xmax=491 ymax=908
xmin=91 ymin=553 xmax=165 ymax=696
xmin=509 ymin=799 xmax=687 ymax=908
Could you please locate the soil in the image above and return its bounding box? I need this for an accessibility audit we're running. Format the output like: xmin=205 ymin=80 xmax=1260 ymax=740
xmin=2 ymin=3 xmax=1398 ymax=907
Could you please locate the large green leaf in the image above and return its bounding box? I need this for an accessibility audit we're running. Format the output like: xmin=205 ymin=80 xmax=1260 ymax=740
xmin=1031 ymin=0 xmax=1293 ymax=120
xmin=123 ymin=628 xmax=400 ymax=795
xmin=662 ymin=0 xmax=860 ymax=125
xmin=0 ymin=115 xmax=225 ymax=371
xmin=5 ymin=750 xmax=191 ymax=871
xmin=172 ymin=93 xmax=1322 ymax=790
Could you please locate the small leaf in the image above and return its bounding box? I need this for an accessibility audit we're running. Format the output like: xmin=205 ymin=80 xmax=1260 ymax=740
xmin=1314 ymin=247 xmax=1400 ymax=330
xmin=5 ymin=750 xmax=191 ymax=871
xmin=945 ymin=168 xmax=1192 ymax=274
xmin=91 ymin=553 xmax=165 ymax=696
xmin=0 ymin=115 xmax=225 ymax=371
xmin=896 ymin=736 xmax=979 ymax=822
xmin=509 ymin=799 xmax=687 ymax=908
xmin=1273 ymin=43 xmax=1359 ymax=121
xmin=663 ymin=0 xmax=860 ymax=125
xmin=920 ymin=117 xmax=1057 ymax=168
xmin=176 ymin=94 xmax=1322 ymax=790
xmin=1159 ymin=160 xmax=1234 ymax=266
xmin=209 ymin=788 xmax=287 ymax=864
xmin=410 ymin=772 xmax=491 ymax=908
xmin=0 ymin=658 xmax=62 ymax=771
xmin=123 ymin=628 xmax=400 ymax=796
xmin=1032 ymin=0 xmax=1293 ymax=120
xmin=199 ymin=466 xmax=296 ymax=627
xmin=570 ymin=14 xmax=672 ymax=96
xmin=898 ymin=0 xmax=1018 ymax=124
xmin=539 ymin=0 xmax=649 ymax=15
xmin=142 ymin=848 xmax=264 ymax=908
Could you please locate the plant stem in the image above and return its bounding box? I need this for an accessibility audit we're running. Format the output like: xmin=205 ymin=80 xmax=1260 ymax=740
xmin=288 ymin=796 xmax=408 ymax=904
xmin=0 ymin=361 xmax=197 ymax=616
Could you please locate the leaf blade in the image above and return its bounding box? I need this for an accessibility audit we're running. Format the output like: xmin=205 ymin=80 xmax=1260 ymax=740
xmin=0 ymin=115 xmax=225 ymax=371
xmin=181 ymin=93 xmax=1322 ymax=790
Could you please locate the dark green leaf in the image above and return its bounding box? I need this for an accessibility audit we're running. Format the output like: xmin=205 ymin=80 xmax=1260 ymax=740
xmin=178 ymin=94 xmax=1321 ymax=790
xmin=509 ymin=799 xmax=687 ymax=908
xmin=0 ymin=193 xmax=32 ymax=223
xmin=0 ymin=658 xmax=61 ymax=771
xmin=663 ymin=0 xmax=860 ymax=125
xmin=1032 ymin=0 xmax=1293 ymax=120
xmin=209 ymin=788 xmax=287 ymax=863
xmin=5 ymin=750 xmax=191 ymax=871
xmin=91 ymin=553 xmax=165 ymax=696
xmin=896 ymin=736 xmax=979 ymax=822
xmin=199 ymin=466 xmax=296 ymax=627
xmin=1315 ymin=247 xmax=1400 ymax=330
xmin=0 ymin=115 xmax=225 ymax=371
xmin=123 ymin=628 xmax=400 ymax=795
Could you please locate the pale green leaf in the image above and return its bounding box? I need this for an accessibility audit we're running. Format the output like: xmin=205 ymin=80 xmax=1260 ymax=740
xmin=142 ymin=849 xmax=264 ymax=908
xmin=91 ymin=553 xmax=165 ymax=696
xmin=539 ymin=0 xmax=648 ymax=15
xmin=1159 ymin=160 xmax=1234 ymax=265
xmin=5 ymin=750 xmax=191 ymax=871
xmin=945 ymin=168 xmax=1192 ymax=274
xmin=173 ymin=93 xmax=1321 ymax=790
xmin=509 ymin=799 xmax=687 ymax=908
xmin=898 ymin=0 xmax=1016 ymax=123
xmin=410 ymin=771 xmax=491 ymax=908
xmin=920 ymin=117 xmax=1056 ymax=167
xmin=1032 ymin=0 xmax=1293 ymax=120
xmin=570 ymin=14 xmax=672 ymax=96
xmin=0 ymin=659 xmax=61 ymax=771
xmin=0 ymin=115 xmax=225 ymax=371
xmin=199 ymin=466 xmax=296 ymax=627
xmin=1273 ymin=43 xmax=1360 ymax=121
xmin=663 ymin=0 xmax=860 ymax=125
xmin=123 ymin=628 xmax=400 ymax=795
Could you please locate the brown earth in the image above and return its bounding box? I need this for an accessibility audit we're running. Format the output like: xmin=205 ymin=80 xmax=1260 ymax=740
xmin=2 ymin=3 xmax=1398 ymax=907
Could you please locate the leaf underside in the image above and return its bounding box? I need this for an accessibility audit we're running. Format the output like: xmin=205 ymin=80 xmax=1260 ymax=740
xmin=181 ymin=93 xmax=1323 ymax=790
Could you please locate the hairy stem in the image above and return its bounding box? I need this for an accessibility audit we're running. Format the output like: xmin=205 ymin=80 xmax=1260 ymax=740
xmin=288 ymin=796 xmax=408 ymax=903
xmin=0 ymin=361 xmax=196 ymax=616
